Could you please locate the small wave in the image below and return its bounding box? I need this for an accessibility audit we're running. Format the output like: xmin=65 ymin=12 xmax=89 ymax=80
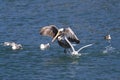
xmin=103 ymin=45 xmax=115 ymax=54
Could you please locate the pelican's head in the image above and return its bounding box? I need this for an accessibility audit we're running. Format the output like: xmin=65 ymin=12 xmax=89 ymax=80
xmin=52 ymin=28 xmax=64 ymax=42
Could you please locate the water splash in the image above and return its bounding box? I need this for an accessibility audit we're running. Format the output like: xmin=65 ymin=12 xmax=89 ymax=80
xmin=103 ymin=45 xmax=115 ymax=54
xmin=103 ymin=40 xmax=115 ymax=54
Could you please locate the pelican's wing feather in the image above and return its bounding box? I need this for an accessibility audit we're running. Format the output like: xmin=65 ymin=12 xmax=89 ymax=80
xmin=40 ymin=25 xmax=58 ymax=38
xmin=64 ymin=27 xmax=80 ymax=43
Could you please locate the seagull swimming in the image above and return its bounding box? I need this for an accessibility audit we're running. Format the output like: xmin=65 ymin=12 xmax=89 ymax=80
xmin=40 ymin=25 xmax=80 ymax=52
xmin=3 ymin=42 xmax=23 ymax=50
xmin=105 ymin=34 xmax=111 ymax=40
xmin=40 ymin=43 xmax=50 ymax=50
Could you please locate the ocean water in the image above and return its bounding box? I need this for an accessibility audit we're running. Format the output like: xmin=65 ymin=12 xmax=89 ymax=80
xmin=0 ymin=0 xmax=120 ymax=80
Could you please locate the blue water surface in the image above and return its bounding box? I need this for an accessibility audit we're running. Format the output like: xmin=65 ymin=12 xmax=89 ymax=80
xmin=0 ymin=0 xmax=120 ymax=80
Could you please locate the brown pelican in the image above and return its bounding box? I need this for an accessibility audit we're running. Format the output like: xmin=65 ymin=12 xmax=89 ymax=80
xmin=39 ymin=25 xmax=80 ymax=52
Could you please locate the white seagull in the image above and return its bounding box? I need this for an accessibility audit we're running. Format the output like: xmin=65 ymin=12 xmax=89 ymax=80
xmin=3 ymin=42 xmax=23 ymax=50
xmin=105 ymin=34 xmax=111 ymax=40
xmin=40 ymin=43 xmax=50 ymax=50
xmin=65 ymin=37 xmax=93 ymax=55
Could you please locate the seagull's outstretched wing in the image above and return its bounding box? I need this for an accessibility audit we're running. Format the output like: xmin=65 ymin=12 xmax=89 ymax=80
xmin=64 ymin=27 xmax=80 ymax=44
xmin=40 ymin=25 xmax=58 ymax=38
xmin=77 ymin=43 xmax=93 ymax=52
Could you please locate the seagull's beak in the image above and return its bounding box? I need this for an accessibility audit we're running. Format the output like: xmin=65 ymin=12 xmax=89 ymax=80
xmin=52 ymin=31 xmax=60 ymax=42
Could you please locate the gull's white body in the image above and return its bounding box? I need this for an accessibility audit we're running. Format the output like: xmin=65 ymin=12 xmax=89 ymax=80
xmin=3 ymin=42 xmax=23 ymax=50
xmin=105 ymin=34 xmax=111 ymax=40
xmin=40 ymin=43 xmax=50 ymax=50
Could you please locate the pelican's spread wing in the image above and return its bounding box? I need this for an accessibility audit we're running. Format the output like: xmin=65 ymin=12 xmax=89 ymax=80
xmin=40 ymin=25 xmax=58 ymax=38
xmin=64 ymin=27 xmax=80 ymax=43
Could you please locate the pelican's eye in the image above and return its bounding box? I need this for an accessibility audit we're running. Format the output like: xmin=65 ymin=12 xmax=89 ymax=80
xmin=59 ymin=31 xmax=62 ymax=34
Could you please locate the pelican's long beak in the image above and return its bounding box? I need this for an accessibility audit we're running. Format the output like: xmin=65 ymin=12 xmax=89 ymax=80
xmin=52 ymin=31 xmax=60 ymax=42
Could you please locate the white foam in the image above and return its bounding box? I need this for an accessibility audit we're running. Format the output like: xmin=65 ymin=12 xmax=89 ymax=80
xmin=103 ymin=45 xmax=115 ymax=54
